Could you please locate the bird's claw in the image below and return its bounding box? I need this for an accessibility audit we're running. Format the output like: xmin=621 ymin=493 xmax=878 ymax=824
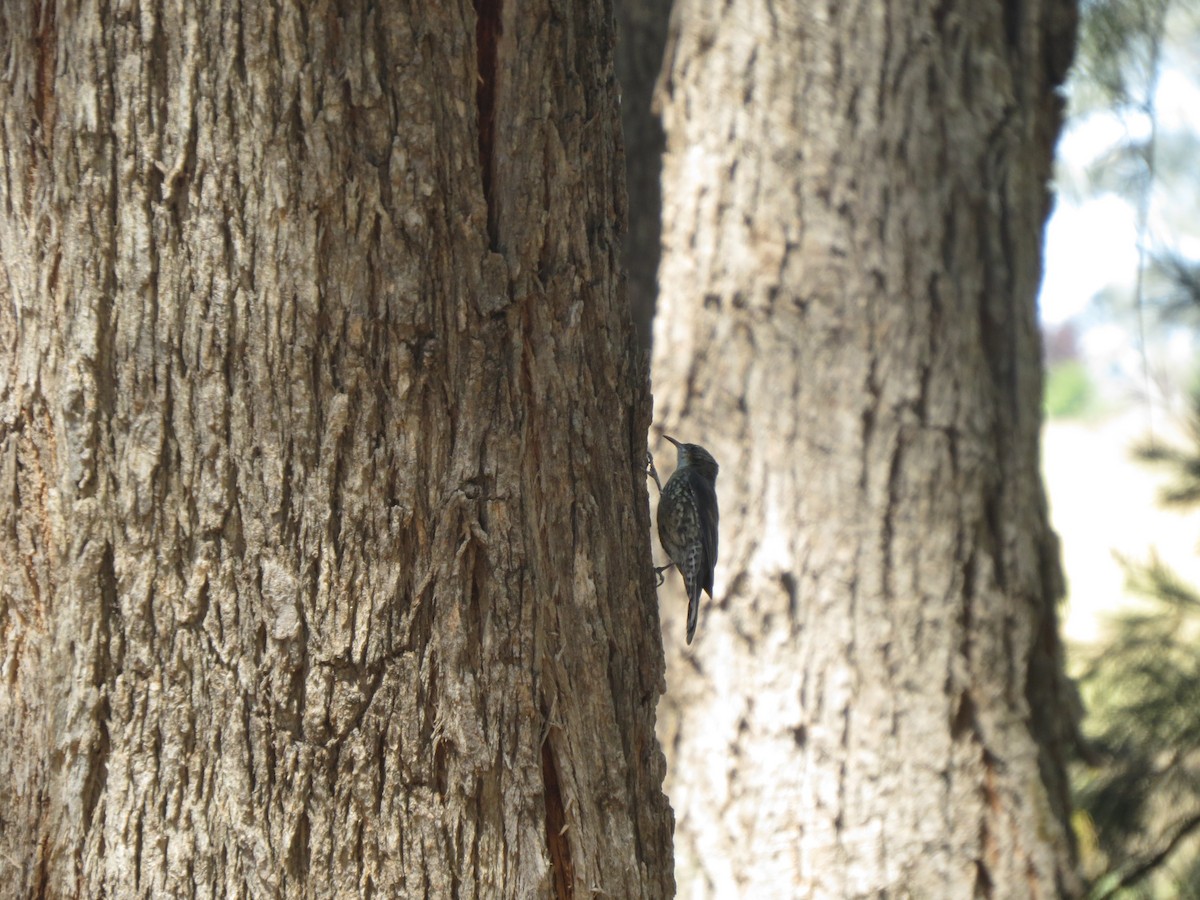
xmin=653 ymin=564 xmax=671 ymax=587
xmin=646 ymin=450 xmax=663 ymax=493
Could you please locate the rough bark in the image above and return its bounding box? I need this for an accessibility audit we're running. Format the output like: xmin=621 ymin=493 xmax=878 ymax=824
xmin=0 ymin=2 xmax=673 ymax=897
xmin=651 ymin=1 xmax=1080 ymax=897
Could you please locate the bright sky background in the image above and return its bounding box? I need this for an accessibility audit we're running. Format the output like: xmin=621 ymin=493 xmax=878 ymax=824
xmin=1040 ymin=194 xmax=1139 ymax=326
xmin=1039 ymin=54 xmax=1200 ymax=326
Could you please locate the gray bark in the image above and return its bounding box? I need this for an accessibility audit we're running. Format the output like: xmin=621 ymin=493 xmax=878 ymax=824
xmin=650 ymin=1 xmax=1081 ymax=897
xmin=0 ymin=2 xmax=673 ymax=897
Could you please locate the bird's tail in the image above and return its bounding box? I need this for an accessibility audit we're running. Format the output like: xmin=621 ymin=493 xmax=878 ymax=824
xmin=686 ymin=581 xmax=700 ymax=644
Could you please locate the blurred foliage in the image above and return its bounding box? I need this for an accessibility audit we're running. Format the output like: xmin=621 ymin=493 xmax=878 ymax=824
xmin=1046 ymin=360 xmax=1099 ymax=418
xmin=1072 ymin=0 xmax=1171 ymax=117
xmin=1135 ymin=398 xmax=1200 ymax=506
xmin=1074 ymin=393 xmax=1200 ymax=897
xmin=1066 ymin=3 xmax=1200 ymax=892
xmin=1149 ymin=254 xmax=1200 ymax=323
xmin=1076 ymin=559 xmax=1200 ymax=896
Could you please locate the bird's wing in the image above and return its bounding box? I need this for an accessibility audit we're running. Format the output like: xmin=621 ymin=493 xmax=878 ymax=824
xmin=687 ymin=469 xmax=719 ymax=597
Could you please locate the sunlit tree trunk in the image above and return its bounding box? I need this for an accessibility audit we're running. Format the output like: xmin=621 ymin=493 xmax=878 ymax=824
xmin=651 ymin=1 xmax=1081 ymax=896
xmin=0 ymin=2 xmax=673 ymax=897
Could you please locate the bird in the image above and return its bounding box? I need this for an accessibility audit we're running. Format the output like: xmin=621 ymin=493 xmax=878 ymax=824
xmin=655 ymin=435 xmax=719 ymax=644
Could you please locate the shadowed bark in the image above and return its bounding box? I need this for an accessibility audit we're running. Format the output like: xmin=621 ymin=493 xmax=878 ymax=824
xmin=615 ymin=0 xmax=672 ymax=352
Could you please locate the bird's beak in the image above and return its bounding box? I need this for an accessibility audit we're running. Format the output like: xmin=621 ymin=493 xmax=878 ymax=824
xmin=663 ymin=434 xmax=682 ymax=448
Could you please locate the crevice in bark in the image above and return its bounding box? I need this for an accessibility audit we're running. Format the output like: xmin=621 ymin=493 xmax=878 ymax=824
xmin=286 ymin=809 xmax=311 ymax=879
xmin=31 ymin=0 xmax=56 ymax=183
xmin=83 ymin=542 xmax=117 ymax=832
xmin=34 ymin=828 xmax=50 ymax=900
xmin=922 ymin=274 xmax=941 ymax=422
xmin=1002 ymin=0 xmax=1022 ymax=51
xmin=133 ymin=811 xmax=144 ymax=892
xmin=433 ymin=734 xmax=449 ymax=799
xmin=882 ymin=440 xmax=903 ymax=598
xmin=950 ymin=689 xmax=975 ymax=740
xmin=474 ymin=0 xmax=503 ymax=249
xmin=780 ymin=572 xmax=798 ymax=622
xmin=541 ymin=739 xmax=574 ymax=899
xmin=974 ymin=857 xmax=995 ymax=899
xmin=956 ymin=751 xmax=1003 ymax=897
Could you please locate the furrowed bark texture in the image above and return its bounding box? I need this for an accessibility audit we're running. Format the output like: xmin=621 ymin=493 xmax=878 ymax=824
xmin=651 ymin=1 xmax=1080 ymax=897
xmin=0 ymin=2 xmax=674 ymax=897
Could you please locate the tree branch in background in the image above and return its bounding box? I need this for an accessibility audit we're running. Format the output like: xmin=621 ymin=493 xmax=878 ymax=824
xmin=1091 ymin=810 xmax=1200 ymax=899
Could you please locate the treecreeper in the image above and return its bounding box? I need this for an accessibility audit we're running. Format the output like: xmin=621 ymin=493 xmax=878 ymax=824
xmin=654 ymin=435 xmax=719 ymax=644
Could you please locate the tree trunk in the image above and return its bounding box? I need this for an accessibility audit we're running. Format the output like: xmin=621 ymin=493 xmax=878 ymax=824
xmin=651 ymin=1 xmax=1080 ymax=896
xmin=0 ymin=2 xmax=673 ymax=897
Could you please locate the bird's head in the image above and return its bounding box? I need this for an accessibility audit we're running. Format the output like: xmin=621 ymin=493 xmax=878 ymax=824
xmin=664 ymin=435 xmax=719 ymax=481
